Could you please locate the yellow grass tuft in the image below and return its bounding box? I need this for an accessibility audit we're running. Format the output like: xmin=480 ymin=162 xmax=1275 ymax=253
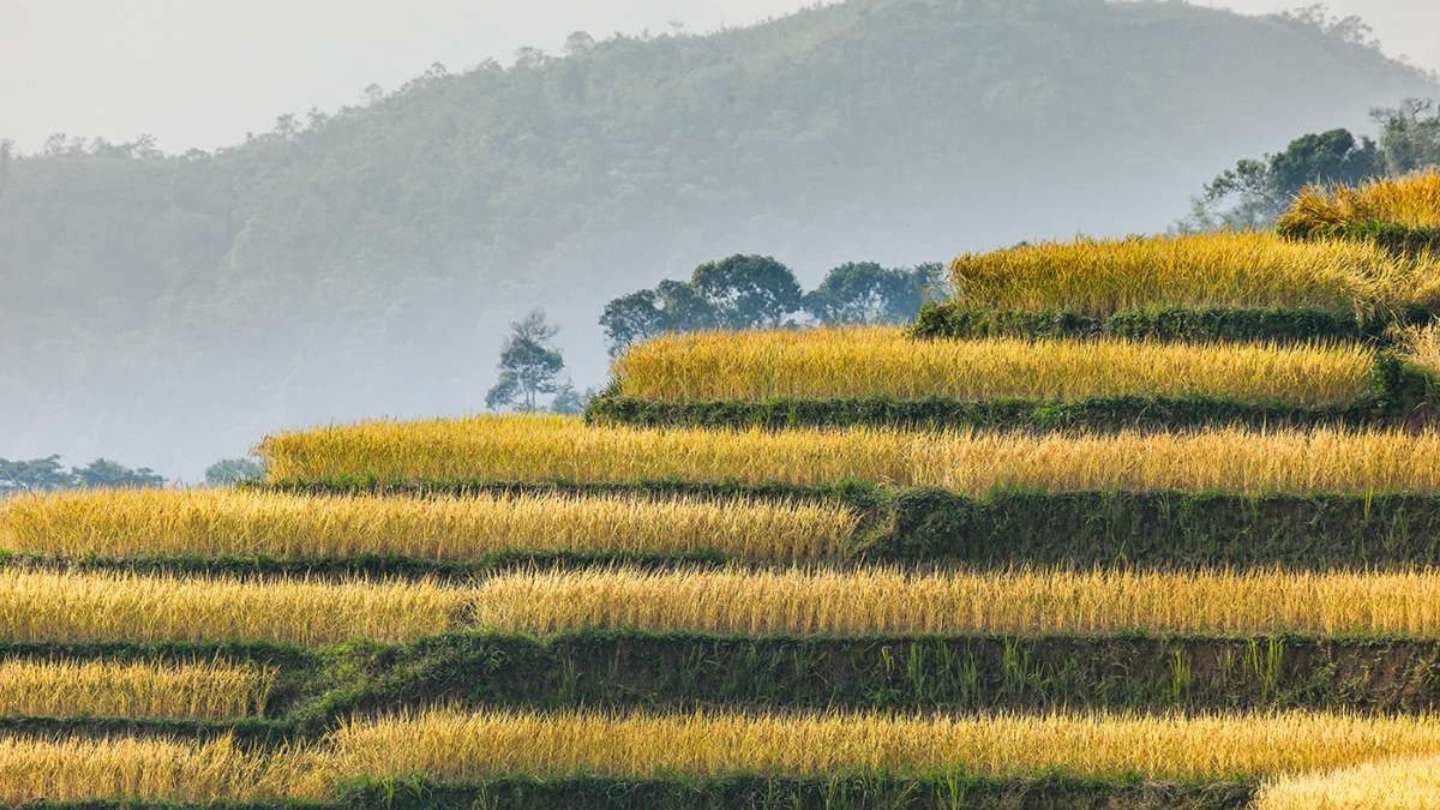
xmin=0 ymin=488 xmax=858 ymax=564
xmin=469 ymin=567 xmax=1440 ymax=638
xmin=0 ymin=570 xmax=465 ymax=645
xmin=0 ymin=735 xmax=326 ymax=803
xmin=0 ymin=658 xmax=273 ymax=721
xmin=261 ymin=414 xmax=1440 ymax=495
xmin=328 ymin=707 xmax=1440 ymax=783
xmin=1280 ymin=170 xmax=1440 ymax=234
xmin=612 ymin=327 xmax=1375 ymax=406
xmin=1255 ymin=755 xmax=1440 ymax=810
xmin=946 ymin=230 xmax=1437 ymax=317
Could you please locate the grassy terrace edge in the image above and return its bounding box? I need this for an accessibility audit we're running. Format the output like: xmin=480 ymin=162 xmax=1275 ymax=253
xmin=585 ymin=353 xmax=1437 ymax=432
xmin=1277 ymin=220 xmax=1440 ymax=256
xmin=253 ymin=482 xmax=1440 ymax=568
xmin=5 ymin=775 xmax=1257 ymax=810
xmin=910 ymin=303 xmax=1432 ymax=343
xmin=5 ymin=633 xmax=1440 ymax=731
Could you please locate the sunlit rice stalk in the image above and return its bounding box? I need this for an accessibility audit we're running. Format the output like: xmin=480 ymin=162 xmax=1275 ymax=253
xmin=0 ymin=658 xmax=273 ymax=721
xmin=0 ymin=488 xmax=858 ymax=564
xmin=0 ymin=570 xmax=465 ymax=645
xmin=469 ymin=567 xmax=1440 ymax=638
xmin=0 ymin=735 xmax=328 ymax=803
xmin=612 ymin=327 xmax=1375 ymax=405
xmin=261 ymin=414 xmax=1440 ymax=494
xmin=946 ymin=230 xmax=1438 ymax=317
xmin=329 ymin=707 xmax=1440 ymax=783
xmin=1255 ymin=754 xmax=1440 ymax=809
xmin=1280 ymin=170 xmax=1440 ymax=233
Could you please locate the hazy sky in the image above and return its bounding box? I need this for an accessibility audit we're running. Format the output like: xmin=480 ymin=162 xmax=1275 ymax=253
xmin=2 ymin=0 xmax=1438 ymax=153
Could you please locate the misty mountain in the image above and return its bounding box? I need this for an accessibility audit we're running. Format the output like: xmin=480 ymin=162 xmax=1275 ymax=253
xmin=2 ymin=0 xmax=1435 ymax=477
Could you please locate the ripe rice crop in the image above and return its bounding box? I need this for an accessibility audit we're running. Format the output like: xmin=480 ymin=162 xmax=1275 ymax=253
xmin=0 ymin=570 xmax=465 ymax=645
xmin=1256 ymin=755 xmax=1440 ymax=809
xmin=0 ymin=736 xmax=324 ymax=803
xmin=261 ymin=414 xmax=1440 ymax=495
xmin=328 ymin=707 xmax=1440 ymax=783
xmin=0 ymin=658 xmax=272 ymax=721
xmin=611 ymin=327 xmax=1375 ymax=406
xmin=1280 ymin=170 xmax=1440 ymax=235
xmin=946 ymin=231 xmax=1438 ymax=317
xmin=470 ymin=568 xmax=1440 ymax=638
xmin=0 ymin=488 xmax=858 ymax=564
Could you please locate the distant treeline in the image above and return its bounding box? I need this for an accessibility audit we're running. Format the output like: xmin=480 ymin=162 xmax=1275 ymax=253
xmin=600 ymin=257 xmax=945 ymax=355
xmin=0 ymin=456 xmax=264 ymax=493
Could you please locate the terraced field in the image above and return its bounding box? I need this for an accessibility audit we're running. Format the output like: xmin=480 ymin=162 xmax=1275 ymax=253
xmin=7 ymin=172 xmax=1440 ymax=807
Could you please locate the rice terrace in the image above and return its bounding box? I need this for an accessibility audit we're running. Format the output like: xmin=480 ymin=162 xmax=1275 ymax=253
xmin=2 ymin=169 xmax=1440 ymax=809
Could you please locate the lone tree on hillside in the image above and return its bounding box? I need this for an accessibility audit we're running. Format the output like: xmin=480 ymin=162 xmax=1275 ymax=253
xmin=485 ymin=310 xmax=567 ymax=412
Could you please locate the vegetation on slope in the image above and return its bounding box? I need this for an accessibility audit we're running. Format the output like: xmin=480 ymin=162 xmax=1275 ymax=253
xmin=947 ymin=232 xmax=1440 ymax=319
xmin=0 ymin=570 xmax=463 ymax=645
xmin=0 ymin=658 xmax=272 ymax=721
xmin=260 ymin=415 xmax=1440 ymax=495
xmin=469 ymin=568 xmax=1440 ymax=639
xmin=329 ymin=708 xmax=1440 ymax=783
xmin=608 ymin=327 xmax=1378 ymax=405
xmin=1279 ymin=169 xmax=1440 ymax=251
xmin=1256 ymin=754 xmax=1440 ymax=809
xmin=4 ymin=0 xmax=1435 ymax=477
xmin=0 ymin=488 xmax=857 ymax=564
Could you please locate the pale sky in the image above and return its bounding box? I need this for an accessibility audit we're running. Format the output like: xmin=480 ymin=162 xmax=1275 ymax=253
xmin=2 ymin=0 xmax=1438 ymax=153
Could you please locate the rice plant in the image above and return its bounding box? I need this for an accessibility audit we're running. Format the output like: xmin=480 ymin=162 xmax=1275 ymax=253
xmin=0 ymin=488 xmax=858 ymax=564
xmin=1255 ymin=754 xmax=1440 ymax=809
xmin=612 ymin=327 xmax=1375 ymax=405
xmin=468 ymin=567 xmax=1440 ymax=639
xmin=945 ymin=231 xmax=1438 ymax=317
xmin=0 ymin=736 xmax=324 ymax=803
xmin=1279 ymin=170 xmax=1440 ymax=236
xmin=261 ymin=414 xmax=1440 ymax=495
xmin=0 ymin=570 xmax=465 ymax=645
xmin=328 ymin=707 xmax=1440 ymax=783
xmin=0 ymin=658 xmax=273 ymax=720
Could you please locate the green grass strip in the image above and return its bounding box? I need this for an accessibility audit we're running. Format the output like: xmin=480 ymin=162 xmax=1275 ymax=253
xmin=910 ymin=303 xmax=1428 ymax=343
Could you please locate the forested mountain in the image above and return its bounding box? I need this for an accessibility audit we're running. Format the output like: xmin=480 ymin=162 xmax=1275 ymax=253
xmin=2 ymin=0 xmax=1435 ymax=477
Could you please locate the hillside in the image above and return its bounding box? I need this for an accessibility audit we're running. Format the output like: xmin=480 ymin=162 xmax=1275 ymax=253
xmin=2 ymin=0 xmax=1435 ymax=476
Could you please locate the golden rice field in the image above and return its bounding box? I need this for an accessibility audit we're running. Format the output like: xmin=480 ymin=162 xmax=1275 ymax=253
xmin=470 ymin=567 xmax=1440 ymax=638
xmin=261 ymin=414 xmax=1440 ymax=494
xmin=0 ymin=488 xmax=858 ymax=564
xmin=0 ymin=658 xmax=272 ymax=721
xmin=0 ymin=736 xmax=323 ymax=803
xmin=1255 ymin=755 xmax=1440 ymax=810
xmin=946 ymin=231 xmax=1440 ymax=317
xmin=1279 ymin=170 xmax=1440 ymax=234
xmin=328 ymin=708 xmax=1440 ymax=783
xmin=4 ymin=711 xmax=1439 ymax=801
xmin=612 ymin=327 xmax=1375 ymax=405
xmin=0 ymin=570 xmax=464 ymax=645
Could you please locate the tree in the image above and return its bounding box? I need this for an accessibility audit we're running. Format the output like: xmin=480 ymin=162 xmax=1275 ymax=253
xmin=205 ymin=457 xmax=265 ymax=486
xmin=691 ymin=255 xmax=802 ymax=330
xmin=805 ymin=262 xmax=944 ymax=325
xmin=71 ymin=459 xmax=166 ymax=489
xmin=485 ymin=310 xmax=566 ymax=412
xmin=550 ymin=380 xmax=590 ymax=415
xmin=1373 ymin=99 xmax=1440 ymax=175
xmin=1180 ymin=129 xmax=1381 ymax=230
xmin=0 ymin=455 xmax=72 ymax=495
xmin=600 ymin=289 xmax=668 ymax=357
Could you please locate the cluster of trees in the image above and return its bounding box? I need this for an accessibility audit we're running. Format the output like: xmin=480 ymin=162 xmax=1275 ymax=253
xmin=600 ymin=256 xmax=944 ymax=355
xmin=0 ymin=456 xmax=166 ymax=495
xmin=1182 ymin=100 xmax=1440 ymax=230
